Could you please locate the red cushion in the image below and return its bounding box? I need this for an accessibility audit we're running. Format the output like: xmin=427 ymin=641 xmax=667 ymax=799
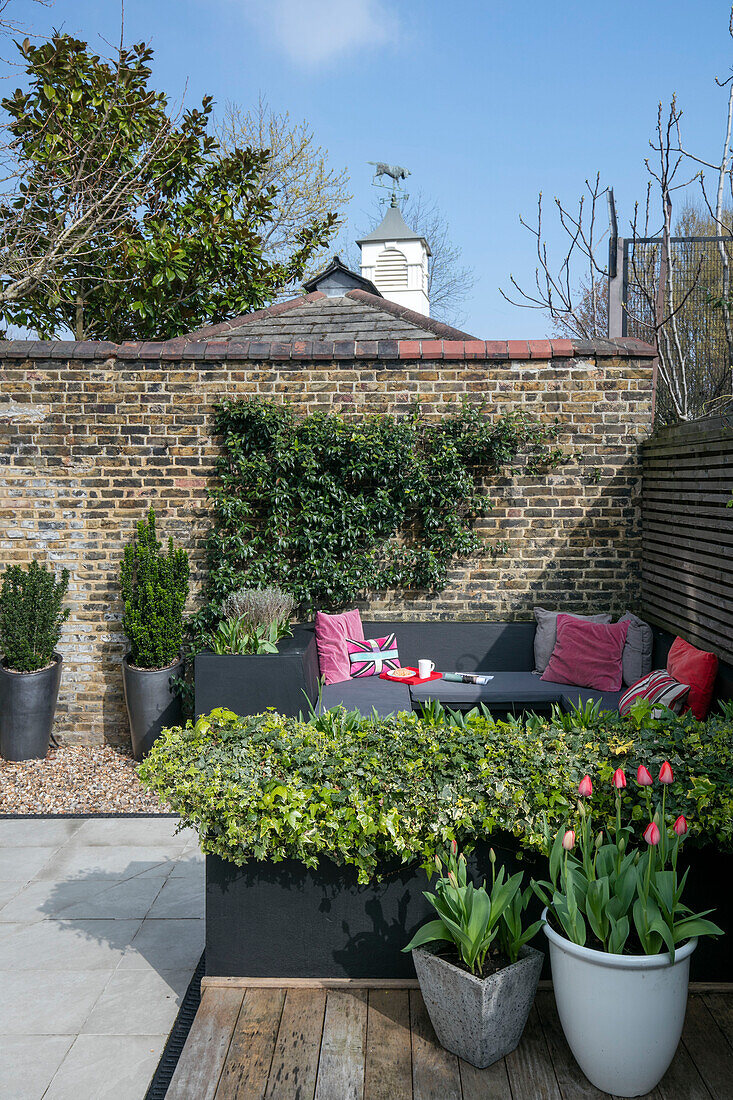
xmin=541 ymin=614 xmax=629 ymax=692
xmin=666 ymin=637 xmax=718 ymax=720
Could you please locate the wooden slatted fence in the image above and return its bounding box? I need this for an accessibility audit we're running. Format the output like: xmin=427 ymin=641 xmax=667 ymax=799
xmin=641 ymin=414 xmax=733 ymax=662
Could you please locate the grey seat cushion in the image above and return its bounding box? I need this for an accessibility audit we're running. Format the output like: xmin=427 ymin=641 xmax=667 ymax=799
xmin=410 ymin=672 xmax=622 ymax=714
xmin=319 ymin=678 xmax=411 ymax=717
xmin=619 ymin=611 xmax=654 ymax=686
xmin=409 ymin=671 xmax=567 ymax=708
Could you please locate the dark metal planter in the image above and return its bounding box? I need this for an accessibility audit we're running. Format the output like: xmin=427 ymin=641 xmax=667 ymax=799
xmin=194 ymin=628 xmax=319 ymax=720
xmin=122 ymin=655 xmax=184 ymax=761
xmin=0 ymin=653 xmax=62 ymax=762
xmin=205 ymin=838 xmax=542 ymax=979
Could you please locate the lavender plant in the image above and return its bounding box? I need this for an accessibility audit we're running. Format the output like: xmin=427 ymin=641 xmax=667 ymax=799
xmin=220 ymin=586 xmax=295 ymax=630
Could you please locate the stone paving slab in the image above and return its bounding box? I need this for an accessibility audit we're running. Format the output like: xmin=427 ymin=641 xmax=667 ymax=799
xmin=42 ymin=1035 xmax=165 ymax=1100
xmin=1 ymin=1037 xmax=75 ymax=1100
xmin=32 ymin=843 xmax=188 ymax=881
xmin=0 ymin=819 xmax=83 ymax=847
xmin=0 ymin=815 xmax=204 ymax=1100
xmin=80 ymin=968 xmax=192 ymax=1035
xmin=0 ymin=970 xmax=112 ymax=1035
xmin=0 ymin=846 xmax=61 ymax=882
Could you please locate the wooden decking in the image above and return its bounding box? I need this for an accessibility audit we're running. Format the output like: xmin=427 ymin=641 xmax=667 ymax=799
xmin=166 ymin=982 xmax=733 ymax=1100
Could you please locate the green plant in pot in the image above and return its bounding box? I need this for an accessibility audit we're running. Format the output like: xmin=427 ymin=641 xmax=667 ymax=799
xmin=120 ymin=508 xmax=189 ymax=760
xmin=207 ymin=587 xmax=295 ymax=654
xmin=404 ymin=842 xmax=544 ymax=1069
xmin=534 ymin=765 xmax=723 ymax=1097
xmin=0 ymin=561 xmax=69 ymax=761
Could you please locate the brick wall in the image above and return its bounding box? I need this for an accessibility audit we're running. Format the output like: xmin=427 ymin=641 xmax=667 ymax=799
xmin=0 ymin=336 xmax=655 ymax=746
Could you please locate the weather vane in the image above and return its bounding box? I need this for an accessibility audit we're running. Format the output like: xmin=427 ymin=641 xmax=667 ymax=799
xmin=368 ymin=161 xmax=411 ymax=205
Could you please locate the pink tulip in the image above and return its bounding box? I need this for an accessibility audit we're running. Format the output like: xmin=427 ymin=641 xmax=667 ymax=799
xmin=637 ymin=765 xmax=653 ymax=787
xmin=643 ymin=821 xmax=661 ymax=846
xmin=562 ymin=830 xmax=576 ymax=851
xmin=613 ymin=768 xmax=627 ymax=789
xmin=450 ymin=838 xmax=458 ymax=856
xmin=673 ymin=815 xmax=688 ymax=837
xmin=578 ymin=775 xmax=593 ymax=798
xmin=659 ymin=761 xmax=674 ymax=785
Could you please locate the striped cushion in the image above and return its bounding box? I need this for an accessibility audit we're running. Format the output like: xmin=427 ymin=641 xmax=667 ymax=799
xmin=618 ymin=670 xmax=690 ymax=716
xmin=346 ymin=634 xmax=400 ymax=677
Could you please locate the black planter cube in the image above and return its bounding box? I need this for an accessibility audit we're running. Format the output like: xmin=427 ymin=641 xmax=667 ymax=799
xmin=194 ymin=626 xmax=320 ymax=720
xmin=204 ymin=838 xmax=543 ymax=979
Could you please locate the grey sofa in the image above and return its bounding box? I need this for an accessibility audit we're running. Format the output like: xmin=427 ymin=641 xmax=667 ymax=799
xmin=196 ymin=620 xmax=733 ymax=722
xmin=317 ymin=621 xmax=624 ymax=717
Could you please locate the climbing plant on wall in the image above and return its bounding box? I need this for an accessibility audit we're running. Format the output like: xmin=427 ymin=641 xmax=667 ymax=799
xmin=196 ymin=398 xmax=563 ymax=632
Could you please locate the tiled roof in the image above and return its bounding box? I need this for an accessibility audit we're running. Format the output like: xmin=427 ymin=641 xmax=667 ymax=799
xmin=182 ymin=290 xmax=477 ymax=342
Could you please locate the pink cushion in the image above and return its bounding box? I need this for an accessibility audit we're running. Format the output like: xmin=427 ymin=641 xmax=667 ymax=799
xmin=541 ymin=614 xmax=630 ymax=692
xmin=314 ymin=609 xmax=364 ymax=685
xmin=619 ymin=670 xmax=689 ymax=716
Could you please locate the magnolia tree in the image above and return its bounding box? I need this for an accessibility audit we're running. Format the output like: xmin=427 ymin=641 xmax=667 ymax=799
xmin=503 ymin=11 xmax=733 ymax=422
xmin=0 ymin=35 xmax=338 ymax=340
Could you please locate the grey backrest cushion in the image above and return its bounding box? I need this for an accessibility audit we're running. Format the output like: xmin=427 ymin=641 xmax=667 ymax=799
xmin=533 ymin=607 xmax=612 ymax=674
xmin=618 ymin=611 xmax=654 ymax=686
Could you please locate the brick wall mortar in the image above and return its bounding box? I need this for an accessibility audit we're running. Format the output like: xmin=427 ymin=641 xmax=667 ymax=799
xmin=0 ymin=351 xmax=654 ymax=746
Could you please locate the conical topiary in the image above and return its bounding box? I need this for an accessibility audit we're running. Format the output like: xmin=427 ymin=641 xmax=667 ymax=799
xmin=120 ymin=508 xmax=189 ymax=669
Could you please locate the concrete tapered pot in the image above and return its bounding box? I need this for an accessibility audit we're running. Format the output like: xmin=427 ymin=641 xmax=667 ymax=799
xmin=122 ymin=654 xmax=184 ymax=761
xmin=0 ymin=653 xmax=62 ymax=761
xmin=412 ymin=944 xmax=543 ymax=1068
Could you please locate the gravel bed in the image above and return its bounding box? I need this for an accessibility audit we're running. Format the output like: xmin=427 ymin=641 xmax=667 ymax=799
xmin=0 ymin=745 xmax=170 ymax=815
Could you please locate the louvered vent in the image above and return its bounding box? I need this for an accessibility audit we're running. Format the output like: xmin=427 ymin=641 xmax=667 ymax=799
xmin=374 ymin=247 xmax=408 ymax=290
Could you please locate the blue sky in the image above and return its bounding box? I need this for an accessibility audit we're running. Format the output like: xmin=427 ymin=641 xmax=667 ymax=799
xmin=9 ymin=0 xmax=733 ymax=336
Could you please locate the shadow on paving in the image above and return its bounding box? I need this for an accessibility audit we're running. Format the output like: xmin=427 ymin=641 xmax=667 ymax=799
xmin=36 ymin=856 xmax=205 ymax=977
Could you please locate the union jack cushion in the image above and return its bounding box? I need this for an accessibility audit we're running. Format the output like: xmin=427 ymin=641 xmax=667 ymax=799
xmin=346 ymin=634 xmax=400 ymax=677
xmin=618 ymin=670 xmax=690 ymax=717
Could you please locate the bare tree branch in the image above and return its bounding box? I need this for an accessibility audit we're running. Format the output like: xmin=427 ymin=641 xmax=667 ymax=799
xmin=215 ymin=96 xmax=350 ymax=286
xmin=503 ymin=9 xmax=733 ymax=422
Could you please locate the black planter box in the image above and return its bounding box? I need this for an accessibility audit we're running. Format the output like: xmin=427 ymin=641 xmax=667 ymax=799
xmin=194 ymin=627 xmax=319 ymax=719
xmin=205 ymin=838 xmax=544 ymax=979
xmin=205 ymin=841 xmax=731 ymax=981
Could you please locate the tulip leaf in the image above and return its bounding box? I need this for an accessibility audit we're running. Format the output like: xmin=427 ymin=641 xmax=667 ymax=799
xmin=673 ymin=917 xmax=724 ymax=943
xmin=403 ymin=919 xmax=451 ymax=953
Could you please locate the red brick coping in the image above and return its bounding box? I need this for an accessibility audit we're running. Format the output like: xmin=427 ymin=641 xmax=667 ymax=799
xmin=0 ymin=336 xmax=655 ymax=362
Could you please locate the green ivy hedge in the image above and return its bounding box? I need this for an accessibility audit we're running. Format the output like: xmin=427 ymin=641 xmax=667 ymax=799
xmin=194 ymin=398 xmax=563 ymax=638
xmin=139 ymin=703 xmax=733 ymax=884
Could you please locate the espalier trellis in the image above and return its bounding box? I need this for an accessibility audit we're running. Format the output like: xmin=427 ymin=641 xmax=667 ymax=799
xmin=193 ymin=397 xmax=564 ymax=641
xmin=121 ymin=508 xmax=190 ymax=669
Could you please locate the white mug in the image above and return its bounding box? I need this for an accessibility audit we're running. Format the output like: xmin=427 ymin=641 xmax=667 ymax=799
xmin=418 ymin=659 xmax=435 ymax=679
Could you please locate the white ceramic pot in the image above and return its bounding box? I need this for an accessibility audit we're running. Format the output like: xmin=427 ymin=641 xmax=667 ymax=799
xmin=543 ymin=909 xmax=696 ymax=1097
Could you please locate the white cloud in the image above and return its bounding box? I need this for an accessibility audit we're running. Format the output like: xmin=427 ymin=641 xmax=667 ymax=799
xmin=241 ymin=0 xmax=398 ymax=66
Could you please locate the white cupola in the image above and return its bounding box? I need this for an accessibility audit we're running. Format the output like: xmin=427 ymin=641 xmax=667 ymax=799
xmin=357 ymin=200 xmax=431 ymax=316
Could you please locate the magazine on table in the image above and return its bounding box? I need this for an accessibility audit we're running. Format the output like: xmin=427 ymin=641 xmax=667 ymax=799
xmin=441 ymin=672 xmax=494 ymax=685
